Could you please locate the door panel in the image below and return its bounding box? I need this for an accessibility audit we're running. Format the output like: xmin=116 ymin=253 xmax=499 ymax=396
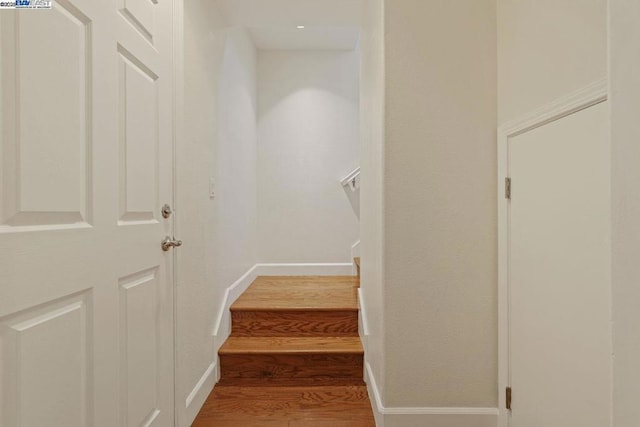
xmin=119 ymin=268 xmax=161 ymax=427
xmin=119 ymin=0 xmax=156 ymax=44
xmin=0 ymin=1 xmax=175 ymax=426
xmin=1 ymin=292 xmax=90 ymax=427
xmin=1 ymin=3 xmax=91 ymax=228
xmin=118 ymin=45 xmax=160 ymax=225
xmin=508 ymin=102 xmax=611 ymax=426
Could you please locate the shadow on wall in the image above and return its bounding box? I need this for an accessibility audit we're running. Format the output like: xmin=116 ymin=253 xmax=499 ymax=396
xmin=342 ymin=185 xmax=360 ymax=220
xmin=258 ymin=51 xmax=360 ymax=114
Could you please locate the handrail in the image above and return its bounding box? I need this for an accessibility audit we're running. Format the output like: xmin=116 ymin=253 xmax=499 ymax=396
xmin=340 ymin=167 xmax=360 ymax=192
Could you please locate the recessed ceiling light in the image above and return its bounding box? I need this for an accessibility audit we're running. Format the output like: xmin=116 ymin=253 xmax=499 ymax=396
xmin=297 ymin=25 xmax=305 ymax=29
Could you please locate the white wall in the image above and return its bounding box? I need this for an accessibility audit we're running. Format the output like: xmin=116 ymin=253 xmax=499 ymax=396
xmin=497 ymin=0 xmax=607 ymax=124
xmin=214 ymin=28 xmax=258 ymax=289
xmin=383 ymin=0 xmax=497 ymax=410
xmin=177 ymin=2 xmax=257 ymax=424
xmin=359 ymin=0 xmax=385 ymax=421
xmin=257 ymin=50 xmax=360 ymax=264
xmin=611 ymin=1 xmax=640 ymax=426
xmin=360 ymin=1 xmax=497 ymax=421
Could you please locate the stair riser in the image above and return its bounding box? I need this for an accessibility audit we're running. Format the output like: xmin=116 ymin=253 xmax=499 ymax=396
xmin=231 ymin=310 xmax=358 ymax=337
xmin=219 ymin=354 xmax=364 ymax=386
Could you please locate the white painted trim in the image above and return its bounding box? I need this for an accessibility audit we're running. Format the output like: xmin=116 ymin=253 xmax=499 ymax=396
xmin=384 ymin=407 xmax=499 ymax=416
xmin=365 ymin=362 xmax=385 ymax=427
xmin=497 ymin=117 xmax=510 ymax=427
xmin=202 ymin=265 xmax=260 ymax=424
xmin=254 ymin=263 xmax=354 ymax=276
xmin=185 ymin=362 xmax=216 ymax=408
xmin=172 ymin=0 xmax=184 ymax=426
xmin=212 ymin=265 xmax=259 ymax=351
xmin=358 ymin=287 xmax=369 ymax=341
xmin=351 ymin=240 xmax=361 ymax=274
xmin=352 ymin=240 xmax=361 ymax=256
xmin=383 ymin=413 xmax=497 ymax=427
xmin=183 ymin=361 xmax=216 ymax=426
xmin=365 ymin=362 xmax=498 ymax=427
xmin=497 ymin=78 xmax=608 ymax=427
xmin=499 ymin=79 xmax=608 ymax=137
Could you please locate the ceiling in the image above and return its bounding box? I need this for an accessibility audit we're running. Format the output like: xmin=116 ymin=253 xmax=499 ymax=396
xmin=215 ymin=0 xmax=363 ymax=50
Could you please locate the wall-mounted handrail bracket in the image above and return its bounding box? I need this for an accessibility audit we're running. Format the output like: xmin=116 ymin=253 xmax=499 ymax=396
xmin=341 ymin=167 xmax=360 ymax=192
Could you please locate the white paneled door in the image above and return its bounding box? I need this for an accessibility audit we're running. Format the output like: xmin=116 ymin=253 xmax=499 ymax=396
xmin=0 ymin=1 xmax=176 ymax=427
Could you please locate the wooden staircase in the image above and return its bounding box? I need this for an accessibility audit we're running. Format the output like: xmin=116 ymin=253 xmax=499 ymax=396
xmin=219 ymin=276 xmax=364 ymax=386
xmin=192 ymin=271 xmax=374 ymax=426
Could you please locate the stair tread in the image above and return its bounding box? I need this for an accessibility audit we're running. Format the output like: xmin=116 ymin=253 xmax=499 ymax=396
xmin=354 ymin=257 xmax=360 ymax=268
xmin=232 ymin=276 xmax=359 ymax=311
xmin=220 ymin=337 xmax=364 ymax=355
xmin=192 ymin=385 xmax=374 ymax=424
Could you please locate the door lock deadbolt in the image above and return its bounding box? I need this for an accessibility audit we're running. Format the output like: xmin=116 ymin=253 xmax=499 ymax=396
xmin=161 ymin=204 xmax=173 ymax=219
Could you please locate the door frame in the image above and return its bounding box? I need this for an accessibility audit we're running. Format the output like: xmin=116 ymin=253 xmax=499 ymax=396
xmin=171 ymin=0 xmax=184 ymax=425
xmin=497 ymin=79 xmax=608 ymax=427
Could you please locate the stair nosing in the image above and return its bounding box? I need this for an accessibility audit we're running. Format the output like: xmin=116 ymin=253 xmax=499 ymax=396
xmin=230 ymin=306 xmax=359 ymax=312
xmin=219 ymin=337 xmax=364 ymax=356
xmin=219 ymin=349 xmax=364 ymax=355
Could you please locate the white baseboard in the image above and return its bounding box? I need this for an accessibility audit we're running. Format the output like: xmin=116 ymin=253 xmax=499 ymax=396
xmin=359 ymin=288 xmax=498 ymax=427
xmin=382 ymin=412 xmax=498 ymax=427
xmin=183 ymin=361 xmax=217 ymax=426
xmin=255 ymin=263 xmax=354 ymax=276
xmin=365 ymin=362 xmax=386 ymax=427
xmin=365 ymin=362 xmax=498 ymax=427
xmin=351 ymin=240 xmax=361 ymax=257
xmin=212 ymin=265 xmax=259 ymax=351
xmin=180 ymin=266 xmax=257 ymax=427
xmin=358 ymin=287 xmax=369 ymax=350
xmin=351 ymin=240 xmax=361 ymax=275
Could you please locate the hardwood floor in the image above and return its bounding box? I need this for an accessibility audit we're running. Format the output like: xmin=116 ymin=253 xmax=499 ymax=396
xmin=192 ymin=273 xmax=375 ymax=426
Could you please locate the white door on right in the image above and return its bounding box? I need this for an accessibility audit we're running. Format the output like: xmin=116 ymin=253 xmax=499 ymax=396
xmin=508 ymin=101 xmax=612 ymax=426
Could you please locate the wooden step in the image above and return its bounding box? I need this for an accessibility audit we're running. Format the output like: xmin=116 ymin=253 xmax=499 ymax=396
xmin=219 ymin=337 xmax=364 ymax=386
xmin=192 ymin=386 xmax=375 ymax=427
xmin=231 ymin=276 xmax=359 ymax=312
xmin=194 ymin=274 xmax=374 ymax=425
xmin=231 ymin=310 xmax=358 ymax=337
xmin=354 ymin=257 xmax=360 ymax=278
